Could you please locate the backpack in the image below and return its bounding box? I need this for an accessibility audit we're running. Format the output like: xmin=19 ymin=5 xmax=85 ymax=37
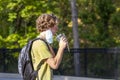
xmin=18 ymin=38 xmax=49 ymax=80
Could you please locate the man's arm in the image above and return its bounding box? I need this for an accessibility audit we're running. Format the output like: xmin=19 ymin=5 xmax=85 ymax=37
xmin=46 ymin=36 xmax=67 ymax=69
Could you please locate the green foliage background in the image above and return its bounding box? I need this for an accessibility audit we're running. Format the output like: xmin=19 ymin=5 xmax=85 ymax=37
xmin=0 ymin=0 xmax=120 ymax=78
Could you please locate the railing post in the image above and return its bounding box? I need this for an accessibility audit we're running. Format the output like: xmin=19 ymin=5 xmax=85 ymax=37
xmin=2 ymin=48 xmax=7 ymax=72
xmin=114 ymin=47 xmax=118 ymax=80
xmin=84 ymin=48 xmax=88 ymax=76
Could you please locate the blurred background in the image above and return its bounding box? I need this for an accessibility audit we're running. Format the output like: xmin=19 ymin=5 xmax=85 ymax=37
xmin=0 ymin=0 xmax=120 ymax=79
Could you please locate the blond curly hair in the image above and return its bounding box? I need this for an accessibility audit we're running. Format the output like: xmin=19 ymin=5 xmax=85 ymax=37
xmin=36 ymin=14 xmax=59 ymax=32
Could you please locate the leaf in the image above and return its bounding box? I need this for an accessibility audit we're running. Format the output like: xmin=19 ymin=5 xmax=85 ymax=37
xmin=8 ymin=13 xmax=17 ymax=22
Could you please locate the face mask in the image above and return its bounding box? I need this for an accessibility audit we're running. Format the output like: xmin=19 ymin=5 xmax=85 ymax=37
xmin=45 ymin=29 xmax=53 ymax=44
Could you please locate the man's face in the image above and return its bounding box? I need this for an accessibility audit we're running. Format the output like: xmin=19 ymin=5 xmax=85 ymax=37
xmin=51 ymin=25 xmax=58 ymax=35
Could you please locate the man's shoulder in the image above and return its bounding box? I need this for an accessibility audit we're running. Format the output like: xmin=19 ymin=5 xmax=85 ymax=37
xmin=32 ymin=39 xmax=47 ymax=47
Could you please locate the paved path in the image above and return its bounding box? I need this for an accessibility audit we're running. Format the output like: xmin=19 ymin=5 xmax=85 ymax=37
xmin=0 ymin=78 xmax=21 ymax=80
xmin=0 ymin=73 xmax=114 ymax=80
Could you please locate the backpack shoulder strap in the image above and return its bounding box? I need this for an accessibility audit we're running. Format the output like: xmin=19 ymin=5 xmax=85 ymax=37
xmin=35 ymin=38 xmax=50 ymax=71
xmin=37 ymin=38 xmax=50 ymax=50
xmin=29 ymin=38 xmax=50 ymax=71
xmin=32 ymin=38 xmax=50 ymax=50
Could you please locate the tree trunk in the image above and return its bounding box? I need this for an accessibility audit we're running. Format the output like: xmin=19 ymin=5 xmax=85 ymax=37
xmin=70 ymin=0 xmax=80 ymax=76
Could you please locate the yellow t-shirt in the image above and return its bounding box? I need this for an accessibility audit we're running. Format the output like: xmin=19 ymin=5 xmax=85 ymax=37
xmin=31 ymin=39 xmax=53 ymax=80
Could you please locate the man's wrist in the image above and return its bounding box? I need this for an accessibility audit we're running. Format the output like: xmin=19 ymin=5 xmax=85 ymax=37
xmin=59 ymin=46 xmax=65 ymax=51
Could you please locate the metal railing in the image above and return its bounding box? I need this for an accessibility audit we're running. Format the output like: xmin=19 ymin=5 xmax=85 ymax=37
xmin=0 ymin=48 xmax=119 ymax=80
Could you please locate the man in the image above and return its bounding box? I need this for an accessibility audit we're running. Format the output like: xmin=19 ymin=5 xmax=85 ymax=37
xmin=31 ymin=13 xmax=67 ymax=80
